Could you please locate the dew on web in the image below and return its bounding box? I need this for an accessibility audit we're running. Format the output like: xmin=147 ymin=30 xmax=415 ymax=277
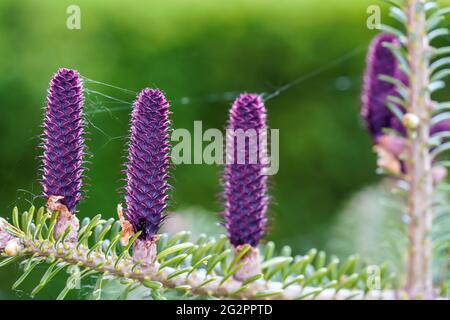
xmin=83 ymin=83 xmax=134 ymax=148
xmin=262 ymin=46 xmax=366 ymax=101
xmin=33 ymin=45 xmax=369 ymax=163
xmin=10 ymin=183 xmax=41 ymax=210
xmin=75 ymin=46 xmax=366 ymax=159
xmin=80 ymin=45 xmax=365 ymax=122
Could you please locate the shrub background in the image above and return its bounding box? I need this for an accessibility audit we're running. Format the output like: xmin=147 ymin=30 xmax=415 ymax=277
xmin=0 ymin=0 xmax=448 ymax=299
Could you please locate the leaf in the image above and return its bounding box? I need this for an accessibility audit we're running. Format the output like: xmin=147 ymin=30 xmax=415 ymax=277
xmin=263 ymin=257 xmax=293 ymax=280
xmin=0 ymin=218 xmax=23 ymax=238
xmin=434 ymin=102 xmax=450 ymax=113
xmin=166 ymin=231 xmax=191 ymax=247
xmin=46 ymin=211 xmax=59 ymax=241
xmin=198 ymin=277 xmax=217 ymax=288
xmin=87 ymin=240 xmax=104 ymax=259
xmin=24 ymin=206 xmax=35 ymax=235
xmin=21 ymin=211 xmax=28 ymax=236
xmin=0 ymin=256 xmax=20 ymax=268
xmin=12 ymin=260 xmax=41 ymax=290
xmin=427 ymin=15 xmax=444 ymax=31
xmin=167 ymin=268 xmax=191 ymax=280
xmin=287 ymin=256 xmax=310 ymax=276
xmin=91 ymin=274 xmax=104 ymax=300
xmin=386 ymin=102 xmax=405 ymax=124
xmin=76 ymin=231 xmax=92 ymax=250
xmin=429 ymin=81 xmax=446 ymax=94
xmin=33 ymin=209 xmax=49 ymax=240
xmin=386 ymin=94 xmax=406 ymax=107
xmin=263 ymin=241 xmax=275 ymax=260
xmin=261 ymin=256 xmax=292 ymax=270
xmin=378 ymin=75 xmax=409 ymax=100
xmin=157 ymin=243 xmax=194 ymax=261
xmin=242 ymin=273 xmax=263 ymax=286
xmin=191 ymin=240 xmax=215 ymax=265
xmin=315 ymin=251 xmax=327 ymax=270
xmin=425 ymin=1 xmax=439 ymax=12
xmin=296 ymin=288 xmax=323 ymax=300
xmin=78 ymin=214 xmax=102 ymax=239
xmin=382 ymin=42 xmax=410 ymax=75
xmin=338 ymin=255 xmax=359 ymax=278
xmin=120 ymin=283 xmax=141 ymax=300
xmin=151 ymin=289 xmax=166 ymax=300
xmin=207 ymin=250 xmax=231 ymax=275
xmin=158 ymin=254 xmax=188 ymax=271
xmin=431 ymin=141 xmax=450 ymax=159
xmin=105 ymin=234 xmax=121 ymax=257
xmin=254 ymin=290 xmax=283 ymax=299
xmin=336 ymin=273 xmax=360 ymax=290
xmin=431 ymin=112 xmax=450 ymax=126
xmin=175 ymin=285 xmax=191 ymax=293
xmin=55 ymin=225 xmax=72 ymax=247
xmin=227 ymin=244 xmax=251 ymax=272
xmin=188 ymin=255 xmax=212 ymax=276
xmin=283 ymin=275 xmax=305 ymax=289
xmin=378 ymin=24 xmax=407 ymax=44
xmin=194 ymin=233 xmax=208 ymax=246
xmin=142 ymin=280 xmax=163 ymax=290
xmin=431 ymin=69 xmax=450 ymax=82
xmin=230 ymin=285 xmax=249 ymax=296
xmin=381 ymin=0 xmax=402 ymax=9
xmin=326 ymin=258 xmax=340 ymax=280
xmin=35 ymin=207 xmax=44 ymax=229
xmin=31 ymin=261 xmax=68 ymax=297
xmin=429 ymin=7 xmax=450 ymax=22
xmin=212 ymin=235 xmax=227 ymax=254
xmin=433 ymin=46 xmax=450 ymax=58
xmin=389 ymin=7 xmax=407 ymax=24
xmin=12 ymin=207 xmax=20 ymax=229
xmin=56 ymin=269 xmax=97 ymax=300
xmin=304 ymin=268 xmax=328 ymax=286
xmin=56 ymin=286 xmax=71 ymax=300
xmin=281 ymin=245 xmax=292 ymax=257
xmin=114 ymin=231 xmax=142 ymax=269
xmin=94 ymin=223 xmax=112 ymax=243
xmin=220 ymin=261 xmax=246 ymax=285
xmin=109 ymin=220 xmax=121 ymax=238
xmin=431 ymin=57 xmax=450 ymax=73
xmin=323 ymin=279 xmax=338 ymax=290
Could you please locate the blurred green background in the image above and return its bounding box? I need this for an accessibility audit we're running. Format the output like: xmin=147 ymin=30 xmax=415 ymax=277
xmin=0 ymin=0 xmax=448 ymax=299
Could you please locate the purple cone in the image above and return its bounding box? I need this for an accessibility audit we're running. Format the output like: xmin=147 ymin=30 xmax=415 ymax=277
xmin=124 ymin=88 xmax=170 ymax=241
xmin=361 ymin=34 xmax=450 ymax=140
xmin=223 ymin=93 xmax=268 ymax=247
xmin=361 ymin=33 xmax=406 ymax=140
xmin=42 ymin=68 xmax=85 ymax=213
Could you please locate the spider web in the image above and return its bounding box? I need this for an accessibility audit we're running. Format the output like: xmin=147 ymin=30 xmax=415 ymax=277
xmin=10 ymin=45 xmax=366 ymax=210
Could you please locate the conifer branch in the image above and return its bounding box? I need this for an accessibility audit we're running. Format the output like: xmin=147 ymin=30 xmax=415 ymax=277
xmin=0 ymin=207 xmax=398 ymax=300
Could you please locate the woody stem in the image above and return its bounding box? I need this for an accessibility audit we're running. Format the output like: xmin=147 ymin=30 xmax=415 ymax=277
xmin=404 ymin=0 xmax=434 ymax=299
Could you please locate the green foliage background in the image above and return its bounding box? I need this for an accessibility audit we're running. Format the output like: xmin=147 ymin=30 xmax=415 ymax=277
xmin=0 ymin=0 xmax=448 ymax=299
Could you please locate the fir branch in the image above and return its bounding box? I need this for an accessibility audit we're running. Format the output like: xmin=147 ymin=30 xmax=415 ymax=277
xmin=0 ymin=207 xmax=398 ymax=300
